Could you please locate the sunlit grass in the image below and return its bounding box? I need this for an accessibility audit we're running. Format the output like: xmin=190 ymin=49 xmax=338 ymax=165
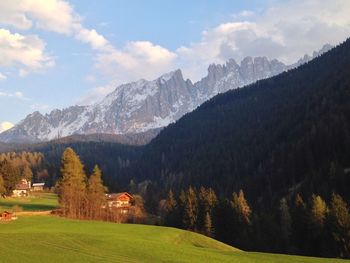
xmin=0 ymin=215 xmax=348 ymax=263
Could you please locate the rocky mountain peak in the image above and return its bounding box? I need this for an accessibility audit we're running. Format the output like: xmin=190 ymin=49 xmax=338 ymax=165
xmin=0 ymin=44 xmax=334 ymax=143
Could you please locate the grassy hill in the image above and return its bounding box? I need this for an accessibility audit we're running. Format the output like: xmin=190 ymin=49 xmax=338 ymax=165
xmin=0 ymin=215 xmax=348 ymax=263
xmin=0 ymin=193 xmax=58 ymax=212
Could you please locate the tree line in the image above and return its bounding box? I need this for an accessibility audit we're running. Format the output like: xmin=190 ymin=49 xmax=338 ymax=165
xmin=0 ymin=152 xmax=45 ymax=196
xmin=162 ymin=186 xmax=350 ymax=258
xmin=57 ymin=147 xmax=145 ymax=223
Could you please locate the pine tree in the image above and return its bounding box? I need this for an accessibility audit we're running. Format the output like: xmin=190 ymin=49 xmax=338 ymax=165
xmin=204 ymin=212 xmax=213 ymax=237
xmin=230 ymin=189 xmax=252 ymax=248
xmin=198 ymin=186 xmax=218 ymax=233
xmin=58 ymin=147 xmax=87 ymax=219
xmin=183 ymin=186 xmax=198 ymax=230
xmin=329 ymin=194 xmax=350 ymax=258
xmin=310 ymin=195 xmax=327 ymax=228
xmin=165 ymin=189 xmax=179 ymax=226
xmin=0 ymin=159 xmax=21 ymax=195
xmin=308 ymin=194 xmax=328 ymax=256
xmin=291 ymin=194 xmax=308 ymax=254
xmin=22 ymin=165 xmax=33 ymax=181
xmin=206 ymin=188 xmax=218 ymax=213
xmin=279 ymin=198 xmax=292 ymax=251
xmin=0 ymin=175 xmax=5 ymax=197
xmin=87 ymin=165 xmax=107 ymax=220
xmin=231 ymin=189 xmax=251 ymax=224
xmin=198 ymin=186 xmax=208 ymax=230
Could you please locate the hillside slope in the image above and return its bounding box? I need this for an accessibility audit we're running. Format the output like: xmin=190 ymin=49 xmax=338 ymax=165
xmin=0 ymin=216 xmax=346 ymax=263
xmin=128 ymin=39 xmax=350 ymax=204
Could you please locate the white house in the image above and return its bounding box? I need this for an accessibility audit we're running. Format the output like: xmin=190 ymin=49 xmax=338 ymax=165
xmin=12 ymin=179 xmax=31 ymax=197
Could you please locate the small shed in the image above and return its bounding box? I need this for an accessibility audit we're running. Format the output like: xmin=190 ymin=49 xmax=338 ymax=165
xmin=32 ymin=183 xmax=45 ymax=192
xmin=0 ymin=211 xmax=13 ymax=221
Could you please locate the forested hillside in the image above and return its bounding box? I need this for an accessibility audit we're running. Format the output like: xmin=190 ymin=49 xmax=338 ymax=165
xmin=2 ymin=38 xmax=350 ymax=259
xmin=130 ymin=38 xmax=350 ymax=206
xmin=4 ymin=39 xmax=350 ymax=206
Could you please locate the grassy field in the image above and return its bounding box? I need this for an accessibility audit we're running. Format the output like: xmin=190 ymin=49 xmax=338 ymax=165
xmin=0 ymin=193 xmax=348 ymax=262
xmin=0 ymin=192 xmax=58 ymax=212
xmin=0 ymin=215 xmax=349 ymax=263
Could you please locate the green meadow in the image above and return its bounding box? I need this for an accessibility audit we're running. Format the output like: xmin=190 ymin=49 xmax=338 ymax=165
xmin=0 ymin=192 xmax=58 ymax=212
xmin=0 ymin=214 xmax=349 ymax=263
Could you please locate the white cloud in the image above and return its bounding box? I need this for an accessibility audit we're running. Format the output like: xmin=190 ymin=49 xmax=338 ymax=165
xmin=232 ymin=10 xmax=255 ymax=20
xmin=0 ymin=28 xmax=54 ymax=74
xmin=30 ymin=103 xmax=49 ymax=111
xmin=0 ymin=121 xmax=14 ymax=133
xmin=14 ymin=91 xmax=25 ymax=99
xmin=75 ymin=27 xmax=111 ymax=51
xmin=0 ymin=72 xmax=6 ymax=80
xmin=79 ymin=0 xmax=350 ymax=103
xmin=5 ymin=0 xmax=80 ymax=34
xmin=176 ymin=0 xmax=350 ymax=81
xmin=0 ymin=90 xmax=29 ymax=100
xmin=84 ymin=74 xmax=96 ymax=82
xmin=96 ymin=41 xmax=177 ymax=84
xmin=0 ymin=0 xmax=177 ymax=85
xmin=2 ymin=0 xmax=350 ymax=105
xmin=0 ymin=1 xmax=33 ymax=30
xmin=77 ymin=83 xmax=116 ymax=105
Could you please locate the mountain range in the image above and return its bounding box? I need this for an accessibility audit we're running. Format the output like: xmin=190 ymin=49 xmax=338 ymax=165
xmin=0 ymin=44 xmax=332 ymax=143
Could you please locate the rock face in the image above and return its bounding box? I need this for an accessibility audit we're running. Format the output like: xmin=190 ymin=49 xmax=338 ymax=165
xmin=0 ymin=45 xmax=333 ymax=143
xmin=195 ymin=57 xmax=286 ymax=103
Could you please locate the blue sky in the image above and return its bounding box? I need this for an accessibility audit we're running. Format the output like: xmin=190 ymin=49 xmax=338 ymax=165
xmin=0 ymin=0 xmax=350 ymax=132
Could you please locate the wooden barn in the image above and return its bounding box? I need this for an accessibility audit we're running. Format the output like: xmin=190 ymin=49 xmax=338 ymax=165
xmin=32 ymin=183 xmax=45 ymax=192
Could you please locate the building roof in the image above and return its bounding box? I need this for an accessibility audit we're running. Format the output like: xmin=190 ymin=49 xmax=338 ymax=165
xmin=32 ymin=183 xmax=45 ymax=186
xmin=14 ymin=183 xmax=30 ymax=190
xmin=106 ymin=192 xmax=133 ymax=200
xmin=1 ymin=211 xmax=11 ymax=214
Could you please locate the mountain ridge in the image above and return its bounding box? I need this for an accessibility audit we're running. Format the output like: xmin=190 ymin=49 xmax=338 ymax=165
xmin=0 ymin=44 xmax=332 ymax=143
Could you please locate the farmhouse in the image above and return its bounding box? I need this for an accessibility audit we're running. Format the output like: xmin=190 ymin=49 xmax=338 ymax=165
xmin=12 ymin=179 xmax=31 ymax=197
xmin=0 ymin=211 xmax=13 ymax=221
xmin=32 ymin=183 xmax=45 ymax=192
xmin=106 ymin=192 xmax=133 ymax=209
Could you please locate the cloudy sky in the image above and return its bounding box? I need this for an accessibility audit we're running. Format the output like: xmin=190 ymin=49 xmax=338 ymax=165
xmin=0 ymin=0 xmax=350 ymax=132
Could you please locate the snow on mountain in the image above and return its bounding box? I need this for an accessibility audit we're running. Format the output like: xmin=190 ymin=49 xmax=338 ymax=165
xmin=0 ymin=45 xmax=333 ymax=143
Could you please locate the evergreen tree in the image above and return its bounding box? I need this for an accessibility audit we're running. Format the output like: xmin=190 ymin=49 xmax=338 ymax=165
xmin=22 ymin=165 xmax=33 ymax=181
xmin=129 ymin=179 xmax=137 ymax=194
xmin=308 ymin=194 xmax=328 ymax=256
xmin=129 ymin=194 xmax=146 ymax=224
xmin=204 ymin=212 xmax=213 ymax=237
xmin=183 ymin=186 xmax=198 ymax=230
xmin=178 ymin=189 xmax=186 ymax=228
xmin=198 ymin=186 xmax=218 ymax=233
xmin=279 ymin=198 xmax=292 ymax=251
xmin=58 ymin=147 xmax=87 ymax=219
xmin=291 ymin=194 xmax=308 ymax=254
xmin=0 ymin=160 xmax=21 ymax=195
xmin=231 ymin=189 xmax=251 ymax=224
xmin=0 ymin=175 xmax=5 ymax=197
xmin=230 ymin=189 xmax=252 ymax=248
xmin=165 ymin=189 xmax=179 ymax=227
xmin=310 ymin=195 xmax=327 ymax=228
xmin=87 ymin=165 xmax=107 ymax=220
xmin=198 ymin=186 xmax=208 ymax=231
xmin=329 ymin=194 xmax=350 ymax=258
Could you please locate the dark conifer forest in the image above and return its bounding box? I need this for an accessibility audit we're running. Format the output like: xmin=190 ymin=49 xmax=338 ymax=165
xmin=2 ymin=38 xmax=350 ymax=258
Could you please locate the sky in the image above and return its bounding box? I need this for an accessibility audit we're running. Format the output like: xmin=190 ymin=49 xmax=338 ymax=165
xmin=0 ymin=0 xmax=350 ymax=132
